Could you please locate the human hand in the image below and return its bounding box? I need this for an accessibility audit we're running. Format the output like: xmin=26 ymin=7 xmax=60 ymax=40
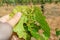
xmin=0 ymin=12 xmax=22 ymax=40
xmin=0 ymin=12 xmax=22 ymax=27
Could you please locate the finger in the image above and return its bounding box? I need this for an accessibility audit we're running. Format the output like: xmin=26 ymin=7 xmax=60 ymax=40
xmin=7 ymin=12 xmax=22 ymax=27
xmin=0 ymin=14 xmax=10 ymax=23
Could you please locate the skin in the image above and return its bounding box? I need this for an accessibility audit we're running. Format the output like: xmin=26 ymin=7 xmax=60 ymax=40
xmin=0 ymin=12 xmax=22 ymax=26
xmin=0 ymin=12 xmax=22 ymax=40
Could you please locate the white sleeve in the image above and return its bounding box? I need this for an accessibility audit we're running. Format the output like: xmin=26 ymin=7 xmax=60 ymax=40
xmin=0 ymin=22 xmax=13 ymax=40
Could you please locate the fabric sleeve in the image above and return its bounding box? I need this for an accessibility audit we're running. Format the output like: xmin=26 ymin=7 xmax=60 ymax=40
xmin=0 ymin=22 xmax=13 ymax=40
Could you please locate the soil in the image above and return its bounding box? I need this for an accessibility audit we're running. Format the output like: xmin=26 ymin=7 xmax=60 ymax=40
xmin=44 ymin=3 xmax=60 ymax=40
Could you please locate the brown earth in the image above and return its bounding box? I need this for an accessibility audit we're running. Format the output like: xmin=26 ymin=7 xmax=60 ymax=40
xmin=44 ymin=3 xmax=60 ymax=40
xmin=0 ymin=3 xmax=60 ymax=40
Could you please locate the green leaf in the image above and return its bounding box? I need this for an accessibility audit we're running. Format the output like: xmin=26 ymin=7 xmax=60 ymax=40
xmin=56 ymin=29 xmax=60 ymax=36
xmin=56 ymin=30 xmax=60 ymax=36
xmin=13 ymin=16 xmax=27 ymax=39
xmin=28 ymin=23 xmax=45 ymax=40
xmin=34 ymin=6 xmax=50 ymax=38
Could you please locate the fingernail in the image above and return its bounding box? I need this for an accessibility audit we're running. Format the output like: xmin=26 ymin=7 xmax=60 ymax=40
xmin=16 ymin=12 xmax=22 ymax=17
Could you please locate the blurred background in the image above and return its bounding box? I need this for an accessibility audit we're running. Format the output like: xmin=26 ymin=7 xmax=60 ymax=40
xmin=0 ymin=0 xmax=60 ymax=40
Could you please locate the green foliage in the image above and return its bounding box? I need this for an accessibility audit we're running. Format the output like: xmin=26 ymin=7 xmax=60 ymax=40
xmin=13 ymin=16 xmax=27 ymax=39
xmin=56 ymin=29 xmax=60 ymax=36
xmin=34 ymin=6 xmax=50 ymax=37
xmin=32 ymin=0 xmax=39 ymax=4
xmin=0 ymin=0 xmax=60 ymax=6
xmin=56 ymin=30 xmax=60 ymax=36
xmin=10 ymin=5 xmax=50 ymax=40
xmin=28 ymin=23 xmax=45 ymax=40
xmin=0 ymin=0 xmax=60 ymax=5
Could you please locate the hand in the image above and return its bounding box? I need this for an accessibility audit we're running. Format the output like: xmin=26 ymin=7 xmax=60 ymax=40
xmin=0 ymin=12 xmax=22 ymax=27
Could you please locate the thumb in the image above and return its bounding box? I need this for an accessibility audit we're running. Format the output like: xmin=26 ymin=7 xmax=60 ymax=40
xmin=7 ymin=12 xmax=22 ymax=27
